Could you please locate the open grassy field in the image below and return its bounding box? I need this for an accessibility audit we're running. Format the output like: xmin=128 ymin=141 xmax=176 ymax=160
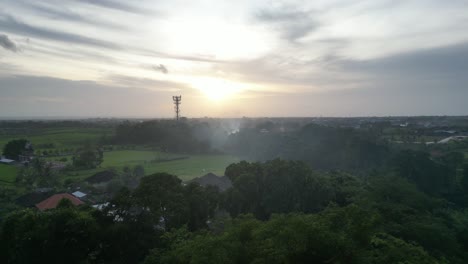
xmin=0 ymin=164 xmax=18 ymax=184
xmin=101 ymin=150 xmax=239 ymax=181
xmin=144 ymin=155 xmax=239 ymax=180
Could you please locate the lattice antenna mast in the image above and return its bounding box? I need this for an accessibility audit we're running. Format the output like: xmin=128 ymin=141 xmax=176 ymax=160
xmin=172 ymin=95 xmax=182 ymax=120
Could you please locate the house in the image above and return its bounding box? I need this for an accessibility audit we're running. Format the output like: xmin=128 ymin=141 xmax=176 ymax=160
xmin=189 ymin=173 xmax=233 ymax=191
xmin=35 ymin=193 xmax=84 ymax=211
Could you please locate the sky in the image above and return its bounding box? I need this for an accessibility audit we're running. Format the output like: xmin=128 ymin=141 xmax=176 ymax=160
xmin=0 ymin=0 xmax=467 ymax=118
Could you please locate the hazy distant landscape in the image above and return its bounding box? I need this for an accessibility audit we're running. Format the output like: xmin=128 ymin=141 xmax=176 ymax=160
xmin=1 ymin=116 xmax=468 ymax=263
xmin=2 ymin=0 xmax=468 ymax=263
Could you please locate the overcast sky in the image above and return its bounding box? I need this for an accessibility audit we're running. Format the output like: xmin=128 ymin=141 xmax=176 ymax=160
xmin=0 ymin=0 xmax=467 ymax=117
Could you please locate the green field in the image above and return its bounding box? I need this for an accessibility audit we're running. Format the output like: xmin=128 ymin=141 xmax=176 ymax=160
xmin=0 ymin=126 xmax=241 ymax=184
xmin=0 ymin=164 xmax=18 ymax=184
xmin=98 ymin=150 xmax=238 ymax=181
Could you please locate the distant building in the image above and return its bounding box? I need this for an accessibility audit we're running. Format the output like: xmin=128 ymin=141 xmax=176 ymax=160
xmin=35 ymin=193 xmax=84 ymax=211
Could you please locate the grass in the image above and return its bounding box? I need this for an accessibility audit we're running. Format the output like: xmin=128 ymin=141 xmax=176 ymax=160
xmin=102 ymin=150 xmax=239 ymax=181
xmin=143 ymin=154 xmax=239 ymax=181
xmin=0 ymin=164 xmax=18 ymax=184
xmin=60 ymin=150 xmax=240 ymax=182
xmin=0 ymin=126 xmax=241 ymax=184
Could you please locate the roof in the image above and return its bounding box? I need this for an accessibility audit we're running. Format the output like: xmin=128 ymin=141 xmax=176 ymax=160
xmin=0 ymin=158 xmax=15 ymax=163
xmin=190 ymin=173 xmax=233 ymax=191
xmin=72 ymin=191 xmax=87 ymax=198
xmin=86 ymin=170 xmax=117 ymax=184
xmin=35 ymin=193 xmax=84 ymax=211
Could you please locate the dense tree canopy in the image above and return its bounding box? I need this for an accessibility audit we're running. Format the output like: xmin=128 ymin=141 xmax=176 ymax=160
xmin=146 ymin=207 xmax=438 ymax=264
xmin=72 ymin=146 xmax=103 ymax=169
xmin=225 ymin=124 xmax=390 ymax=171
xmin=2 ymin=139 xmax=30 ymax=160
xmin=114 ymin=120 xmax=210 ymax=153
xmin=1 ymin=153 xmax=468 ymax=263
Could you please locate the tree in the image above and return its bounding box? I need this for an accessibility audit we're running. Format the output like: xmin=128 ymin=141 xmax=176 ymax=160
xmin=0 ymin=208 xmax=99 ymax=264
xmin=224 ymin=159 xmax=334 ymax=220
xmin=72 ymin=147 xmax=103 ymax=169
xmin=461 ymin=164 xmax=468 ymax=191
xmin=16 ymin=158 xmax=59 ymax=189
xmin=393 ymin=150 xmax=456 ymax=195
xmin=2 ymin=139 xmax=29 ymax=160
xmin=146 ymin=206 xmax=388 ymax=264
xmin=184 ymin=182 xmax=220 ymax=231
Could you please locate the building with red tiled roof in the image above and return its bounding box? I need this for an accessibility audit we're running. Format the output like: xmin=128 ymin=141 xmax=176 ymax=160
xmin=35 ymin=193 xmax=84 ymax=211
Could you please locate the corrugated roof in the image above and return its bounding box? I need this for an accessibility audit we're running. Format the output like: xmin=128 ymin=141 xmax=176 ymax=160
xmin=72 ymin=191 xmax=87 ymax=198
xmin=35 ymin=193 xmax=84 ymax=211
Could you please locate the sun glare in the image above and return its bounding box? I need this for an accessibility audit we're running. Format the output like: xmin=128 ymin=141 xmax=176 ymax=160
xmin=191 ymin=77 xmax=246 ymax=101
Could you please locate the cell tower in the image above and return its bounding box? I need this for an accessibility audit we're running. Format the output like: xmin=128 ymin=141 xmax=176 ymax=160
xmin=172 ymin=95 xmax=182 ymax=120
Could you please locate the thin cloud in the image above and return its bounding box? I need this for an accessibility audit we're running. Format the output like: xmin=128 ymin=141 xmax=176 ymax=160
xmin=153 ymin=64 xmax=168 ymax=74
xmin=0 ymin=34 xmax=17 ymax=52
xmin=256 ymin=7 xmax=319 ymax=42
xmin=0 ymin=14 xmax=120 ymax=49
xmin=76 ymin=0 xmax=154 ymax=15
xmin=21 ymin=2 xmax=126 ymax=30
xmin=337 ymin=42 xmax=468 ymax=78
xmin=106 ymin=74 xmax=188 ymax=91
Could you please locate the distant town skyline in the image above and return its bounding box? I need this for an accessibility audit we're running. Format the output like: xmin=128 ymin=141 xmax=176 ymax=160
xmin=1 ymin=0 xmax=467 ymax=117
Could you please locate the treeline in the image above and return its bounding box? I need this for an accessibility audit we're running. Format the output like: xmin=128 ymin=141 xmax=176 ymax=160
xmin=226 ymin=123 xmax=390 ymax=170
xmin=2 ymin=158 xmax=468 ymax=263
xmin=112 ymin=120 xmax=211 ymax=153
xmin=0 ymin=120 xmax=114 ymax=129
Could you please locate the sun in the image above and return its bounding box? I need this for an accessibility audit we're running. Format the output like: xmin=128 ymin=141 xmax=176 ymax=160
xmin=191 ymin=77 xmax=245 ymax=101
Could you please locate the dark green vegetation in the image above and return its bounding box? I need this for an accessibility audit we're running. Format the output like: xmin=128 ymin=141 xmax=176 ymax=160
xmin=1 ymin=117 xmax=468 ymax=263
xmin=2 ymin=139 xmax=30 ymax=160
xmin=226 ymin=123 xmax=390 ymax=170
xmin=113 ymin=120 xmax=213 ymax=153
xmin=2 ymin=158 xmax=468 ymax=263
xmin=0 ymin=164 xmax=17 ymax=184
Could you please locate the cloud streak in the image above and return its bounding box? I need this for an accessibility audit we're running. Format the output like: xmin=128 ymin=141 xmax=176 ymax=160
xmin=20 ymin=2 xmax=125 ymax=30
xmin=0 ymin=14 xmax=120 ymax=49
xmin=152 ymin=64 xmax=168 ymax=74
xmin=256 ymin=6 xmax=318 ymax=42
xmin=76 ymin=0 xmax=154 ymax=15
xmin=0 ymin=34 xmax=17 ymax=52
